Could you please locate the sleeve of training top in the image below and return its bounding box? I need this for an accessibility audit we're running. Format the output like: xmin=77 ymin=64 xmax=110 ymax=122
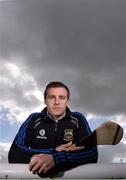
xmin=52 ymin=112 xmax=98 ymax=170
xmin=8 ymin=113 xmax=53 ymax=163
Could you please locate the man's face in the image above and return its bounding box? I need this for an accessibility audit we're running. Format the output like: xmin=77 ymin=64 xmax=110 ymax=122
xmin=44 ymin=87 xmax=70 ymax=119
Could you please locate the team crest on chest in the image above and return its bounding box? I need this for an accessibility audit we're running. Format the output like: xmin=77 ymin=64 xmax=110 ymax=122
xmin=64 ymin=129 xmax=73 ymax=141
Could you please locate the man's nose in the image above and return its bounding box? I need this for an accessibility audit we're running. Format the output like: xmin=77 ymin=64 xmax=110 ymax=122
xmin=55 ymin=98 xmax=60 ymax=104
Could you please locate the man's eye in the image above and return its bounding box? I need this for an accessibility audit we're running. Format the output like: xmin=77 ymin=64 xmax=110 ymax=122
xmin=59 ymin=96 xmax=66 ymax=99
xmin=48 ymin=96 xmax=54 ymax=99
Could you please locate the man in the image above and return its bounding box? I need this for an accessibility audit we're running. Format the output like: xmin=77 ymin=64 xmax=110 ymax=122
xmin=8 ymin=81 xmax=98 ymax=176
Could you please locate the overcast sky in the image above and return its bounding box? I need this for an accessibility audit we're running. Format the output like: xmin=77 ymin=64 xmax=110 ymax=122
xmin=0 ymin=0 xmax=126 ymax=164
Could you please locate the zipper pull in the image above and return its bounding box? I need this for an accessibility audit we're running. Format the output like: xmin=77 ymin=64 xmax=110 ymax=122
xmin=55 ymin=122 xmax=58 ymax=132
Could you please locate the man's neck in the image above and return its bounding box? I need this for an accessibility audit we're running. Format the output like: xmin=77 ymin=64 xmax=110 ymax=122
xmin=47 ymin=111 xmax=66 ymax=122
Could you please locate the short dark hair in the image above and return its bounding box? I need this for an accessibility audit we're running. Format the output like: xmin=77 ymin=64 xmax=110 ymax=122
xmin=44 ymin=81 xmax=70 ymax=99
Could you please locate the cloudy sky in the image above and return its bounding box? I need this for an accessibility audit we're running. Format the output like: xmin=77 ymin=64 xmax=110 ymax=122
xmin=0 ymin=0 xmax=126 ymax=164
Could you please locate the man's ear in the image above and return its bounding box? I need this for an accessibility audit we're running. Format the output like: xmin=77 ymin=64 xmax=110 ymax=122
xmin=67 ymin=99 xmax=70 ymax=106
xmin=44 ymin=99 xmax=46 ymax=105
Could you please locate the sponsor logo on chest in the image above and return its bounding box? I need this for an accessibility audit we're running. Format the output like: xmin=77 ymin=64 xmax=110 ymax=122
xmin=37 ymin=129 xmax=47 ymax=139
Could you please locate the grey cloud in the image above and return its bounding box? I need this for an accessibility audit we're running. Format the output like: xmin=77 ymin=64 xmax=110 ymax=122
xmin=0 ymin=149 xmax=8 ymax=163
xmin=1 ymin=0 xmax=126 ymax=65
xmin=0 ymin=81 xmax=40 ymax=109
xmin=0 ymin=0 xmax=126 ymax=115
xmin=0 ymin=64 xmax=41 ymax=109
xmin=0 ymin=144 xmax=10 ymax=163
xmin=98 ymin=142 xmax=126 ymax=163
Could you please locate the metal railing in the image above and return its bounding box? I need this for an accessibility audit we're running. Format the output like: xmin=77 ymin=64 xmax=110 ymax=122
xmin=0 ymin=163 xmax=126 ymax=179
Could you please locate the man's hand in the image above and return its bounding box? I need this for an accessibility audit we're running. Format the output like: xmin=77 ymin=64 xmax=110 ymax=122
xmin=29 ymin=142 xmax=84 ymax=174
xmin=29 ymin=154 xmax=55 ymax=174
xmin=56 ymin=141 xmax=84 ymax=152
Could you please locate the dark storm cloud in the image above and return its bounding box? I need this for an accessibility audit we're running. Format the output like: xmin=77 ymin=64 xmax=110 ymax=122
xmin=0 ymin=0 xmax=126 ymax=115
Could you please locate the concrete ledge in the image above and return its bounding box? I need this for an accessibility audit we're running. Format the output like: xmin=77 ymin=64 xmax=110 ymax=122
xmin=0 ymin=163 xmax=126 ymax=179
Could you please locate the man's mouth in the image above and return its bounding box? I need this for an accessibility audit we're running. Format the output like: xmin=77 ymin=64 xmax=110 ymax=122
xmin=53 ymin=107 xmax=61 ymax=110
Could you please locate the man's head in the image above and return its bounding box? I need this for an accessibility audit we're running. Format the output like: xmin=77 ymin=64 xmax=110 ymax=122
xmin=44 ymin=81 xmax=70 ymax=119
xmin=44 ymin=81 xmax=70 ymax=100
